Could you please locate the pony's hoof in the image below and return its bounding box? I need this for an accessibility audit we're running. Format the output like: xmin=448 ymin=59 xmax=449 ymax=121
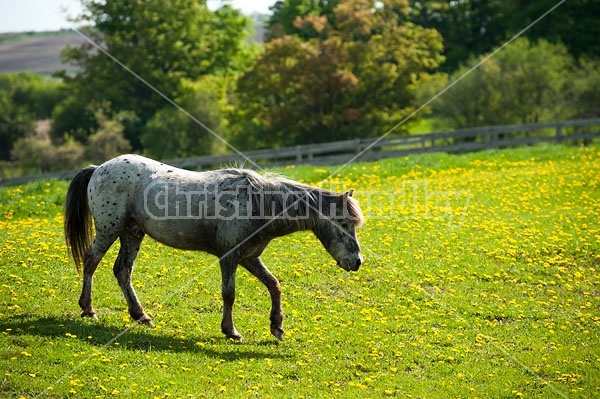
xmin=81 ymin=310 xmax=98 ymax=319
xmin=224 ymin=331 xmax=243 ymax=342
xmin=136 ymin=314 xmax=154 ymax=326
xmin=271 ymin=326 xmax=284 ymax=341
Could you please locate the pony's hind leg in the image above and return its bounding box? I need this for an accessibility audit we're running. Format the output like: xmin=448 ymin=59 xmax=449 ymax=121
xmin=113 ymin=230 xmax=151 ymax=324
xmin=79 ymin=233 xmax=117 ymax=318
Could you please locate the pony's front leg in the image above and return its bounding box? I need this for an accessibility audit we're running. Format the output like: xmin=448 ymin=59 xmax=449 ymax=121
xmin=240 ymin=257 xmax=284 ymax=341
xmin=220 ymin=257 xmax=242 ymax=341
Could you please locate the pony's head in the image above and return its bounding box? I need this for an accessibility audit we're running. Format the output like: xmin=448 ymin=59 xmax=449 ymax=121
xmin=313 ymin=190 xmax=364 ymax=271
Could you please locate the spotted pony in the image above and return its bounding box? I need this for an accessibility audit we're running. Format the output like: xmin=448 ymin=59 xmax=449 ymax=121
xmin=64 ymin=154 xmax=364 ymax=341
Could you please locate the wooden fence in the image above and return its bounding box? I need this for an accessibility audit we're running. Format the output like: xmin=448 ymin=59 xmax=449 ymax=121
xmin=2 ymin=118 xmax=599 ymax=187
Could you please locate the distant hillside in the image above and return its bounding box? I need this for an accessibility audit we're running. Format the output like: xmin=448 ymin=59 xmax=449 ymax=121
xmin=0 ymin=31 xmax=86 ymax=75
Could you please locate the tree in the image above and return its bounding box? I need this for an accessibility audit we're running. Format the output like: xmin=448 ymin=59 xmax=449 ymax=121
xmin=268 ymin=0 xmax=338 ymax=40
xmin=496 ymin=39 xmax=573 ymax=124
xmin=50 ymin=96 xmax=98 ymax=144
xmin=0 ymin=72 xmax=66 ymax=160
xmin=408 ymin=0 xmax=505 ymax=72
xmin=0 ymin=72 xmax=66 ymax=119
xmin=499 ymin=0 xmax=600 ymax=61
xmin=13 ymin=133 xmax=84 ymax=173
xmin=12 ymin=133 xmax=56 ymax=173
xmin=569 ymin=58 xmax=600 ymax=119
xmin=430 ymin=38 xmax=575 ymax=128
xmin=0 ymin=90 xmax=35 ymax=160
xmin=85 ymin=112 xmax=132 ymax=164
xmin=408 ymin=0 xmax=600 ymax=73
xmin=141 ymin=76 xmax=229 ymax=159
xmin=59 ymin=0 xmax=252 ymax=148
xmin=54 ymin=137 xmax=86 ymax=170
xmin=428 ymin=61 xmax=503 ymax=129
xmin=234 ymin=0 xmax=444 ymax=149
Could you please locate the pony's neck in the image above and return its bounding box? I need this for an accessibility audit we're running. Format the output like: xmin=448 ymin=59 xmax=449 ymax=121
xmin=266 ymin=203 xmax=320 ymax=236
xmin=247 ymin=176 xmax=340 ymax=237
xmin=262 ymin=188 xmax=335 ymax=236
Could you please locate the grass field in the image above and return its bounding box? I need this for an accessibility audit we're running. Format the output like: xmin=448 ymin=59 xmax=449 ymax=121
xmin=0 ymin=144 xmax=598 ymax=398
xmin=406 ymin=117 xmax=440 ymax=134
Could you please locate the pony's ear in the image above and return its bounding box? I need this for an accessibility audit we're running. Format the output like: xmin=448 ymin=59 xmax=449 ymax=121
xmin=337 ymin=190 xmax=353 ymax=206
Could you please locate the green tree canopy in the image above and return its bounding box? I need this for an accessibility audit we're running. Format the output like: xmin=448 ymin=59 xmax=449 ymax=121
xmin=50 ymin=96 xmax=98 ymax=144
xmin=408 ymin=0 xmax=600 ymax=73
xmin=500 ymin=0 xmax=600 ymax=62
xmin=234 ymin=0 xmax=444 ymax=149
xmin=570 ymin=59 xmax=600 ymax=119
xmin=0 ymin=72 xmax=66 ymax=160
xmin=268 ymin=0 xmax=339 ymax=40
xmin=430 ymin=38 xmax=576 ymax=128
xmin=59 ymin=0 xmax=252 ymax=149
xmin=408 ymin=0 xmax=505 ymax=72
xmin=141 ymin=76 xmax=230 ymax=159
xmin=85 ymin=112 xmax=133 ymax=164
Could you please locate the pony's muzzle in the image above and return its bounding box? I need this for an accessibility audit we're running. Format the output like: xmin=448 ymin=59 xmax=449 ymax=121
xmin=341 ymin=253 xmax=363 ymax=272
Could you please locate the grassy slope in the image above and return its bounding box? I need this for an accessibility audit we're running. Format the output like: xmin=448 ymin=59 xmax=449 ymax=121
xmin=0 ymin=144 xmax=598 ymax=398
xmin=0 ymin=32 xmax=85 ymax=75
xmin=405 ymin=117 xmax=439 ymax=134
xmin=0 ymin=30 xmax=76 ymax=46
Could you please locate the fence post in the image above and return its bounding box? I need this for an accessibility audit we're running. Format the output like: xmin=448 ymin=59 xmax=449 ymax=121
xmin=555 ymin=123 xmax=564 ymax=143
xmin=296 ymin=145 xmax=303 ymax=162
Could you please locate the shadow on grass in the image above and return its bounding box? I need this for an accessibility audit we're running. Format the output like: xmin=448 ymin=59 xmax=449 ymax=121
xmin=0 ymin=314 xmax=288 ymax=361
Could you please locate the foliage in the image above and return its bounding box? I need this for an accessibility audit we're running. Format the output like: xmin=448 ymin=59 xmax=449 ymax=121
xmin=59 ymin=0 xmax=252 ymax=132
xmin=569 ymin=58 xmax=600 ymax=119
xmin=53 ymin=137 xmax=86 ymax=170
xmin=0 ymin=72 xmax=65 ymax=119
xmin=267 ymin=0 xmax=338 ymax=40
xmin=141 ymin=76 xmax=230 ymax=159
xmin=0 ymin=144 xmax=598 ymax=397
xmin=500 ymin=0 xmax=600 ymax=62
xmin=409 ymin=0 xmax=600 ymax=73
xmin=12 ymin=111 xmax=130 ymax=172
xmin=0 ymin=90 xmax=35 ymax=161
xmin=429 ymin=38 xmax=576 ymax=129
xmin=85 ymin=112 xmax=132 ymax=164
xmin=0 ymin=72 xmax=66 ymax=160
xmin=49 ymin=96 xmax=98 ymax=144
xmin=12 ymin=134 xmax=84 ymax=173
xmin=497 ymin=39 xmax=574 ymax=123
xmin=234 ymin=0 xmax=444 ymax=149
xmin=409 ymin=0 xmax=508 ymax=73
xmin=11 ymin=134 xmax=55 ymax=173
xmin=212 ymin=6 xmax=261 ymax=72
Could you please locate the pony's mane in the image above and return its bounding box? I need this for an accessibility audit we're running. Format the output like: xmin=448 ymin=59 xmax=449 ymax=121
xmin=222 ymin=168 xmax=364 ymax=227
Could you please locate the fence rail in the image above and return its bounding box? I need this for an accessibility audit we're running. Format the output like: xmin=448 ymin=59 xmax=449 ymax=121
xmin=2 ymin=118 xmax=600 ymax=187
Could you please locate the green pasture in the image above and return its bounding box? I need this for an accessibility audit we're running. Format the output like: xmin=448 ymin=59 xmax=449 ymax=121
xmin=406 ymin=117 xmax=439 ymax=135
xmin=0 ymin=144 xmax=598 ymax=398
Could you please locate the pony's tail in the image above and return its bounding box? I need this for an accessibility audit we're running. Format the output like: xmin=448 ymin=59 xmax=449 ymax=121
xmin=64 ymin=165 xmax=97 ymax=275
